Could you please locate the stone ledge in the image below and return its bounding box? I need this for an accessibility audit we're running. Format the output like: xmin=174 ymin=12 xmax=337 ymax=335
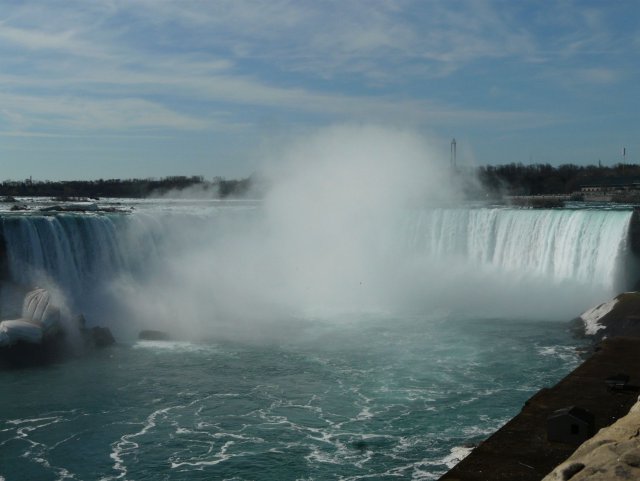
xmin=438 ymin=337 xmax=640 ymax=481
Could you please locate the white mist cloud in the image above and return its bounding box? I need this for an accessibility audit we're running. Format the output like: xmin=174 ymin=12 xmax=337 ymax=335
xmin=258 ymin=125 xmax=455 ymax=309
xmin=103 ymin=124 xmax=612 ymax=342
xmin=107 ymin=125 xmax=459 ymax=340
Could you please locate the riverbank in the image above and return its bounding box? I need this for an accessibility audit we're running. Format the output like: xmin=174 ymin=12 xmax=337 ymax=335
xmin=542 ymin=395 xmax=640 ymax=480
xmin=438 ymin=336 xmax=640 ymax=481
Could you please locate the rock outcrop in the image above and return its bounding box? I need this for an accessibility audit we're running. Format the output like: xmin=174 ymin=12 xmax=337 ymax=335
xmin=438 ymin=337 xmax=640 ymax=481
xmin=542 ymin=397 xmax=640 ymax=480
xmin=86 ymin=326 xmax=116 ymax=348
xmin=0 ymin=289 xmax=115 ymax=368
xmin=439 ymin=296 xmax=640 ymax=481
xmin=0 ymin=288 xmax=61 ymax=347
xmin=576 ymin=292 xmax=640 ymax=341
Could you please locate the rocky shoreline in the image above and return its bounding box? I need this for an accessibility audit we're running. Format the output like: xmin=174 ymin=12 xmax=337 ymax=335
xmin=542 ymin=397 xmax=640 ymax=480
xmin=439 ymin=295 xmax=640 ymax=481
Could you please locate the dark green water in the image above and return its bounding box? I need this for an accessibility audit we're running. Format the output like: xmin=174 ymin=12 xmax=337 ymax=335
xmin=0 ymin=314 xmax=585 ymax=481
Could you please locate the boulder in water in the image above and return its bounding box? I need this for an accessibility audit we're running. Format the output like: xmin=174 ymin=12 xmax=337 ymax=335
xmin=0 ymin=288 xmax=60 ymax=348
xmin=0 ymin=324 xmax=116 ymax=368
xmin=0 ymin=289 xmax=115 ymax=368
xmin=138 ymin=329 xmax=172 ymax=341
xmin=86 ymin=326 xmax=116 ymax=348
xmin=0 ymin=333 xmax=65 ymax=368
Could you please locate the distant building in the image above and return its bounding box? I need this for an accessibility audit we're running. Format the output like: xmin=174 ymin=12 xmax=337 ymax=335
xmin=547 ymin=406 xmax=595 ymax=444
xmin=579 ymin=177 xmax=640 ymax=200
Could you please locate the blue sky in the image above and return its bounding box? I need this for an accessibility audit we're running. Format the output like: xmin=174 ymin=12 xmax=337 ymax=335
xmin=0 ymin=0 xmax=638 ymax=180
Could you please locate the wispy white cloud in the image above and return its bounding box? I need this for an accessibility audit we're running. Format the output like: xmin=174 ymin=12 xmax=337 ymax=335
xmin=579 ymin=68 xmax=621 ymax=85
xmin=0 ymin=0 xmax=566 ymax=136
xmin=0 ymin=93 xmax=208 ymax=131
xmin=0 ymin=74 xmax=557 ymax=137
xmin=0 ymin=0 xmax=635 ymax=142
xmin=0 ymin=25 xmax=77 ymax=51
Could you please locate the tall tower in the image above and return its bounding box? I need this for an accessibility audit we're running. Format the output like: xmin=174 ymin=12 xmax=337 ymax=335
xmin=450 ymin=138 xmax=457 ymax=171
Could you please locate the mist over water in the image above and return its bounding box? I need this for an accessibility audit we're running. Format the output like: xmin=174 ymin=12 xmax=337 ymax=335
xmin=111 ymin=125 xmax=458 ymax=339
xmin=95 ymin=125 xmax=628 ymax=341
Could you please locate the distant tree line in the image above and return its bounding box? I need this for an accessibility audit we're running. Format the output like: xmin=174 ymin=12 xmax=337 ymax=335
xmin=475 ymin=163 xmax=640 ymax=197
xmin=2 ymin=163 xmax=639 ymax=200
xmin=0 ymin=175 xmax=261 ymax=199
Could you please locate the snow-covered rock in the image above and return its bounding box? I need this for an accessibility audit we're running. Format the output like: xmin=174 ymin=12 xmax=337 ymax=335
xmin=0 ymin=288 xmax=59 ymax=347
xmin=579 ymin=298 xmax=618 ymax=335
xmin=576 ymin=292 xmax=640 ymax=340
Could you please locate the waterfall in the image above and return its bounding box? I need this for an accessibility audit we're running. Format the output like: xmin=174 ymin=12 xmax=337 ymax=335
xmin=405 ymin=208 xmax=634 ymax=292
xmin=0 ymin=214 xmax=159 ymax=297
xmin=0 ymin=206 xmax=635 ymax=322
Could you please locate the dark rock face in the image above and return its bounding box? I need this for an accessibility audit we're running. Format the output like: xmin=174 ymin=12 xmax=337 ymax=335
xmin=0 ymin=333 xmax=66 ymax=368
xmin=439 ymin=338 xmax=640 ymax=481
xmin=625 ymin=210 xmax=640 ymax=290
xmin=86 ymin=326 xmax=116 ymax=348
xmin=0 ymin=324 xmax=116 ymax=369
xmin=628 ymin=210 xmax=640 ymax=257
